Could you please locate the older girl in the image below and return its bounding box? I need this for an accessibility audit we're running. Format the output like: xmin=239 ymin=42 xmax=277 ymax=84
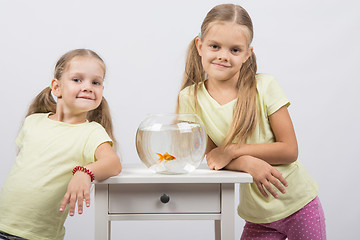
xmin=177 ymin=4 xmax=326 ymax=239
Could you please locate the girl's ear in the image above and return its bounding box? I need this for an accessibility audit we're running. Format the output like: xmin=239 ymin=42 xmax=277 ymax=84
xmin=51 ymin=78 xmax=62 ymax=98
xmin=195 ymin=37 xmax=203 ymax=57
xmin=243 ymin=46 xmax=254 ymax=63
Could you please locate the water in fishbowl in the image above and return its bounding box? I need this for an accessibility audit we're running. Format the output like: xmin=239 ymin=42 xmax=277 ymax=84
xmin=136 ymin=115 xmax=207 ymax=174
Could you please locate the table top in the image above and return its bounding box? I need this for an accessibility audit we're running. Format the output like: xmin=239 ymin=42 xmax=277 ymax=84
xmin=95 ymin=164 xmax=252 ymax=184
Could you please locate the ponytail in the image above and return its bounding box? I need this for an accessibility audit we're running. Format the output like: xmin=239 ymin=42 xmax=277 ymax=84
xmin=223 ymin=52 xmax=258 ymax=147
xmin=87 ymin=97 xmax=117 ymax=150
xmin=182 ymin=37 xmax=205 ymax=89
xmin=26 ymin=87 xmax=56 ymax=117
xmin=176 ymin=37 xmax=205 ymax=113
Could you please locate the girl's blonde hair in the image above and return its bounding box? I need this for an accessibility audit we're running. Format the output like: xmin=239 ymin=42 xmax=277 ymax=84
xmin=177 ymin=4 xmax=258 ymax=147
xmin=26 ymin=49 xmax=117 ymax=147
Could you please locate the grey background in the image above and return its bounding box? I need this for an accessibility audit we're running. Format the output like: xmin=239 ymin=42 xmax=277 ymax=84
xmin=0 ymin=0 xmax=359 ymax=239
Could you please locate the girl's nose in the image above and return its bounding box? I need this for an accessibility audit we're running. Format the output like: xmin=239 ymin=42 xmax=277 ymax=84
xmin=82 ymin=81 xmax=93 ymax=91
xmin=217 ymin=50 xmax=229 ymax=61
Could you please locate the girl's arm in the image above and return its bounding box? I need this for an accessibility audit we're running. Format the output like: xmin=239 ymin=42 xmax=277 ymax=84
xmin=85 ymin=142 xmax=122 ymax=180
xmin=206 ymin=136 xmax=288 ymax=198
xmin=224 ymin=155 xmax=288 ymax=198
xmin=207 ymin=106 xmax=298 ymax=170
xmin=59 ymin=142 xmax=121 ymax=216
xmin=207 ymin=138 xmax=288 ymax=198
xmin=205 ymin=136 xmax=217 ymax=154
xmin=232 ymin=106 xmax=298 ymax=164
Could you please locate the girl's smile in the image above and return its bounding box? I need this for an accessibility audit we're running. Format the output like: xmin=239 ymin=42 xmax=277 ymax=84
xmin=212 ymin=62 xmax=231 ymax=68
xmin=77 ymin=94 xmax=95 ymax=100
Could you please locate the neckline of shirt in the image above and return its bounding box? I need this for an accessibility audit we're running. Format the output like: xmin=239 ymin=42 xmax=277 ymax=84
xmin=45 ymin=112 xmax=90 ymax=126
xmin=200 ymin=81 xmax=237 ymax=108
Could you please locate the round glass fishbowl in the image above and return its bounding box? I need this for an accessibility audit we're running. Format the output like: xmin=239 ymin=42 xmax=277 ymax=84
xmin=135 ymin=113 xmax=207 ymax=174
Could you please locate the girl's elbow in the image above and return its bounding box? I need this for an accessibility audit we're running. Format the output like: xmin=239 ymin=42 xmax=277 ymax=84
xmin=115 ymin=163 xmax=122 ymax=175
xmin=287 ymin=145 xmax=298 ymax=163
xmin=111 ymin=157 xmax=122 ymax=176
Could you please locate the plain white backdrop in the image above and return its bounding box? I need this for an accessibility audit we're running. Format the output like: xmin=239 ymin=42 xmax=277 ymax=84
xmin=0 ymin=0 xmax=359 ymax=239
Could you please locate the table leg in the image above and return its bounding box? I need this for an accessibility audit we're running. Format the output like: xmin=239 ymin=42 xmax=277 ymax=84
xmin=214 ymin=220 xmax=221 ymax=240
xmin=220 ymin=183 xmax=235 ymax=240
xmin=95 ymin=184 xmax=111 ymax=240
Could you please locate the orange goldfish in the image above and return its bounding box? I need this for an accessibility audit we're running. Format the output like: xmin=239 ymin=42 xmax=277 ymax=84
xmin=156 ymin=152 xmax=176 ymax=163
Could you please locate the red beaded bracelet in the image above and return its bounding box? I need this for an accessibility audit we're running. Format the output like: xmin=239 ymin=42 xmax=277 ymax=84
xmin=72 ymin=166 xmax=95 ymax=182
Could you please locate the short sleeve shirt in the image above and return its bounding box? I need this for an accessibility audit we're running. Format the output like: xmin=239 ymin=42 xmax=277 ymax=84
xmin=0 ymin=113 xmax=112 ymax=239
xmin=178 ymin=74 xmax=318 ymax=223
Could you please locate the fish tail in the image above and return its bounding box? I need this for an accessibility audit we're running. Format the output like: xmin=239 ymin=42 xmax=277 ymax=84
xmin=156 ymin=153 xmax=164 ymax=162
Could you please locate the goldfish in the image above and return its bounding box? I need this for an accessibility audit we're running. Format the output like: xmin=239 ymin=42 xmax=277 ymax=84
xmin=156 ymin=152 xmax=176 ymax=163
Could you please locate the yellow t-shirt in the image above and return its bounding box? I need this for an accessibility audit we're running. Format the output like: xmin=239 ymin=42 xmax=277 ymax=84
xmin=0 ymin=113 xmax=112 ymax=240
xmin=178 ymin=74 xmax=318 ymax=223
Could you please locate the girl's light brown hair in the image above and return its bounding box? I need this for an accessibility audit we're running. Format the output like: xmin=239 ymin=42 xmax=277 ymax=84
xmin=26 ymin=49 xmax=117 ymax=147
xmin=177 ymin=4 xmax=258 ymax=147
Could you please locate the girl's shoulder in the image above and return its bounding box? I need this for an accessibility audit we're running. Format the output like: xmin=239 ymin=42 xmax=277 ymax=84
xmin=26 ymin=112 xmax=49 ymax=118
xmin=24 ymin=112 xmax=50 ymax=123
xmin=256 ymin=73 xmax=290 ymax=110
xmin=88 ymin=120 xmax=106 ymax=130
xmin=179 ymin=84 xmax=195 ymax=95
xmin=179 ymin=82 xmax=205 ymax=96
xmin=256 ymin=73 xmax=277 ymax=86
xmin=87 ymin=121 xmax=110 ymax=137
xmin=255 ymin=73 xmax=282 ymax=93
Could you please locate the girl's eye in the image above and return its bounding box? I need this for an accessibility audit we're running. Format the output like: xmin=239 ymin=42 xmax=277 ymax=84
xmin=73 ymin=78 xmax=81 ymax=83
xmin=210 ymin=44 xmax=219 ymax=50
xmin=92 ymin=81 xmax=101 ymax=86
xmin=231 ymin=48 xmax=240 ymax=54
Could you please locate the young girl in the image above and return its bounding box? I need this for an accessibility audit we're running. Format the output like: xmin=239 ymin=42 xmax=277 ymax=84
xmin=177 ymin=4 xmax=326 ymax=239
xmin=0 ymin=49 xmax=122 ymax=240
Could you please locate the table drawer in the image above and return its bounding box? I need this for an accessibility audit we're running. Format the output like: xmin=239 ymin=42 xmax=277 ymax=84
xmin=108 ymin=183 xmax=221 ymax=214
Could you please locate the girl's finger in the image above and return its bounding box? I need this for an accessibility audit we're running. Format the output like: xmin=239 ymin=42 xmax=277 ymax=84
xmin=256 ymin=182 xmax=268 ymax=198
xmin=262 ymin=180 xmax=278 ymax=199
xmin=77 ymin=194 xmax=84 ymax=214
xmin=206 ymin=157 xmax=211 ymax=165
xmin=68 ymin=194 xmax=77 ymax=216
xmin=268 ymin=175 xmax=286 ymax=194
xmin=207 ymin=160 xmax=214 ymax=170
xmin=59 ymin=193 xmax=70 ymax=212
xmin=272 ymin=171 xmax=288 ymax=187
xmin=84 ymin=189 xmax=91 ymax=208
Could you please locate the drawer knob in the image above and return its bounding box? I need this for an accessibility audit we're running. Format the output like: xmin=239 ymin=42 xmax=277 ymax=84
xmin=160 ymin=194 xmax=170 ymax=203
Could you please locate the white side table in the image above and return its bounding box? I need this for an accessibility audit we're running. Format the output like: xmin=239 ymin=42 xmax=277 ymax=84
xmin=94 ymin=164 xmax=252 ymax=240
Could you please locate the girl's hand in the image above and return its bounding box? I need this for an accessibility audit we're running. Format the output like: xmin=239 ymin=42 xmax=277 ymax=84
xmin=225 ymin=155 xmax=288 ymax=198
xmin=59 ymin=171 xmax=92 ymax=216
xmin=58 ymin=142 xmax=121 ymax=216
xmin=244 ymin=156 xmax=288 ymax=198
xmin=206 ymin=146 xmax=235 ymax=170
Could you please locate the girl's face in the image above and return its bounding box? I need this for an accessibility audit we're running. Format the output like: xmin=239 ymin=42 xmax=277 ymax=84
xmin=196 ymin=22 xmax=253 ymax=85
xmin=52 ymin=56 xmax=105 ymax=117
